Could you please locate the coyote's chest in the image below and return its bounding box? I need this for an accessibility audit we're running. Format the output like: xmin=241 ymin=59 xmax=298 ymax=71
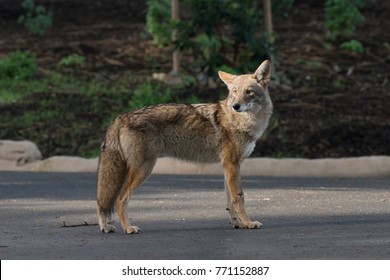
xmin=226 ymin=110 xmax=271 ymax=160
xmin=242 ymin=141 xmax=256 ymax=159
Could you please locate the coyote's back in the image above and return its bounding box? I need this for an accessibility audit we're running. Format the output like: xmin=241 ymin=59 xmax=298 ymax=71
xmin=102 ymin=103 xmax=224 ymax=163
xmin=97 ymin=60 xmax=273 ymax=234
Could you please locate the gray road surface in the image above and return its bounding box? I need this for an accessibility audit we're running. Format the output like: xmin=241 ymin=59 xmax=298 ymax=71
xmin=0 ymin=171 xmax=389 ymax=259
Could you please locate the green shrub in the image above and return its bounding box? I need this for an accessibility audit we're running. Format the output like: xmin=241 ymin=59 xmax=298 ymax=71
xmin=18 ymin=0 xmax=52 ymax=36
xmin=146 ymin=0 xmax=172 ymax=47
xmin=340 ymin=39 xmax=365 ymax=53
xmin=146 ymin=0 xmax=273 ymax=75
xmin=129 ymin=82 xmax=173 ymax=110
xmin=324 ymin=0 xmax=365 ymax=40
xmin=0 ymin=51 xmax=37 ymax=80
xmin=57 ymin=54 xmax=86 ymax=68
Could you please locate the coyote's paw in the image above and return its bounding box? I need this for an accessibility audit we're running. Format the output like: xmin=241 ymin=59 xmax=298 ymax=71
xmin=229 ymin=216 xmax=242 ymax=229
xmin=101 ymin=224 xmax=117 ymax=233
xmin=124 ymin=226 xmax=140 ymax=234
xmin=231 ymin=219 xmax=244 ymax=229
xmin=247 ymin=221 xmax=263 ymax=229
xmin=233 ymin=221 xmax=263 ymax=229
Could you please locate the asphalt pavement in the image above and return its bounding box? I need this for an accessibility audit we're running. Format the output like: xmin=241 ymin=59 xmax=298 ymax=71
xmin=0 ymin=171 xmax=389 ymax=260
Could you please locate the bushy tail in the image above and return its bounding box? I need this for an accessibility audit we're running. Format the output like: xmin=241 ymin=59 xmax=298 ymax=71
xmin=96 ymin=148 xmax=127 ymax=233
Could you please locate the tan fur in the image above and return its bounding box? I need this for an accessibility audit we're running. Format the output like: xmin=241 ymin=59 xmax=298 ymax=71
xmin=97 ymin=60 xmax=273 ymax=234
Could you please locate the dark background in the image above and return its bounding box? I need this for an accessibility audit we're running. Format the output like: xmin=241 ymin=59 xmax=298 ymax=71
xmin=0 ymin=0 xmax=389 ymax=158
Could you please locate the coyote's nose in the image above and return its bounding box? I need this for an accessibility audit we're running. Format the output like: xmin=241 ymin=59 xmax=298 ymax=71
xmin=232 ymin=104 xmax=241 ymax=111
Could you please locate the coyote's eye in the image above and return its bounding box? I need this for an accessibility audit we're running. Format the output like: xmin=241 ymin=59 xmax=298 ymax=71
xmin=245 ymin=89 xmax=253 ymax=95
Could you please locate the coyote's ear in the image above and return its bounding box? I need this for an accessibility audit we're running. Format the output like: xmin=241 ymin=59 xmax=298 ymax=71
xmin=252 ymin=60 xmax=271 ymax=86
xmin=218 ymin=71 xmax=237 ymax=88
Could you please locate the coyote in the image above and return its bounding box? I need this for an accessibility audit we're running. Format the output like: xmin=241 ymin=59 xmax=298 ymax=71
xmin=97 ymin=60 xmax=273 ymax=234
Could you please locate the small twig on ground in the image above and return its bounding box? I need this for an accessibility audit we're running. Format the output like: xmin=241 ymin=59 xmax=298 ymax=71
xmin=62 ymin=221 xmax=99 ymax=228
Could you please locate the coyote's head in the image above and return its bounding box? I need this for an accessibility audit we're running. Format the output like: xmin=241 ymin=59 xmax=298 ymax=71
xmin=218 ymin=60 xmax=272 ymax=114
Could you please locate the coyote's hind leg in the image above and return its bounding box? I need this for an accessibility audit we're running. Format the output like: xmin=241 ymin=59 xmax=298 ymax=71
xmin=115 ymin=159 xmax=157 ymax=234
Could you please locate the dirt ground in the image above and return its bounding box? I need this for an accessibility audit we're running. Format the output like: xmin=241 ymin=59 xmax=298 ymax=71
xmin=0 ymin=0 xmax=389 ymax=158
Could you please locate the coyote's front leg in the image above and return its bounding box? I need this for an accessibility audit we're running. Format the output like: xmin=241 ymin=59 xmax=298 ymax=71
xmin=223 ymin=161 xmax=262 ymax=229
xmin=224 ymin=178 xmax=241 ymax=228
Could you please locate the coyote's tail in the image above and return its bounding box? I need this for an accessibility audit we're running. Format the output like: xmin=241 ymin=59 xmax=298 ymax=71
xmin=96 ymin=138 xmax=127 ymax=232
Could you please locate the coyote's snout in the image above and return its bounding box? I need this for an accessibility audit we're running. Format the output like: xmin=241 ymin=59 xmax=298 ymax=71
xmin=97 ymin=60 xmax=273 ymax=234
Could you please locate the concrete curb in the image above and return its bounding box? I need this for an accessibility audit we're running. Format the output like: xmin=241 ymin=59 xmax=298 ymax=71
xmin=0 ymin=155 xmax=389 ymax=177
